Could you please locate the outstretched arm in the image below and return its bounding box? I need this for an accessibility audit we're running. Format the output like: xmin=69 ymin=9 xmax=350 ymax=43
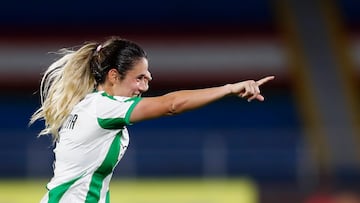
xmin=129 ymin=76 xmax=275 ymax=123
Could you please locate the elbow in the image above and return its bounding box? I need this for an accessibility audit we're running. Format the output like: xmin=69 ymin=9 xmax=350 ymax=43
xmin=166 ymin=99 xmax=186 ymax=116
xmin=162 ymin=93 xmax=187 ymax=116
xmin=167 ymin=103 xmax=180 ymax=116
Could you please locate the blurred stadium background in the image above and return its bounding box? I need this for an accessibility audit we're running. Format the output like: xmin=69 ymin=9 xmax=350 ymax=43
xmin=1 ymin=0 xmax=360 ymax=202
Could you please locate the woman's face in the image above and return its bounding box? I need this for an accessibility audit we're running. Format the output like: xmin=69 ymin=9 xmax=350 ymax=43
xmin=113 ymin=57 xmax=152 ymax=97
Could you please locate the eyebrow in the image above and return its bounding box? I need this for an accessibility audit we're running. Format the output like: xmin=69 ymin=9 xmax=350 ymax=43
xmin=138 ymin=74 xmax=152 ymax=81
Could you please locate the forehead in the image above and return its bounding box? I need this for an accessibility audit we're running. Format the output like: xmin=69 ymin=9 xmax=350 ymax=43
xmin=127 ymin=58 xmax=150 ymax=76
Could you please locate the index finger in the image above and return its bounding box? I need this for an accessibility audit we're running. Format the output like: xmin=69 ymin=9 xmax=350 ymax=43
xmin=256 ymin=76 xmax=275 ymax=86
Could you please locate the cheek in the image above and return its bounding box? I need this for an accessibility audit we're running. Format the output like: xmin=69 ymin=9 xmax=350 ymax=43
xmin=121 ymin=79 xmax=138 ymax=90
xmin=132 ymin=82 xmax=140 ymax=90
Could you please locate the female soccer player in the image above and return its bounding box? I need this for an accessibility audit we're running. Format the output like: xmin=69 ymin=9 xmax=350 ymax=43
xmin=30 ymin=36 xmax=274 ymax=202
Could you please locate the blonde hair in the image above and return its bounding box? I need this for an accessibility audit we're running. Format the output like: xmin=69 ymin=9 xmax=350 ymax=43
xmin=30 ymin=42 xmax=97 ymax=141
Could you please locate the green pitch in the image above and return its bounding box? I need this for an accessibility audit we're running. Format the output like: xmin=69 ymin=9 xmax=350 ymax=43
xmin=0 ymin=177 xmax=258 ymax=203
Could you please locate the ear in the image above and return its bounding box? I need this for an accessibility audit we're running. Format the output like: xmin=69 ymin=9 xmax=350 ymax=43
xmin=107 ymin=69 xmax=119 ymax=83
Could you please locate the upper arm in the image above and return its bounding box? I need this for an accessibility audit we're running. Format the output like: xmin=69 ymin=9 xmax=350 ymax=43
xmin=129 ymin=96 xmax=173 ymax=123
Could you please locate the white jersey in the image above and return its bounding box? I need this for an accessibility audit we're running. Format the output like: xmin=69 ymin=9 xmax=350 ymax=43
xmin=40 ymin=91 xmax=142 ymax=203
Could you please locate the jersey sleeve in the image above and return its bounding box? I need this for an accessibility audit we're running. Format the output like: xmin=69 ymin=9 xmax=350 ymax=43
xmin=96 ymin=93 xmax=142 ymax=129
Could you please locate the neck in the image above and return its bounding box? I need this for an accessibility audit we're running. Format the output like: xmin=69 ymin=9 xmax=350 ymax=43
xmin=97 ymin=84 xmax=114 ymax=95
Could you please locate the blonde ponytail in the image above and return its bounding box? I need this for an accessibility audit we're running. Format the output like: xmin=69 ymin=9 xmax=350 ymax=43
xmin=30 ymin=42 xmax=97 ymax=141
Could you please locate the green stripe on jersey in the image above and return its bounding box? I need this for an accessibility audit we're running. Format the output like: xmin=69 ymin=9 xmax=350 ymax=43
xmin=106 ymin=191 xmax=110 ymax=203
xmin=97 ymin=96 xmax=142 ymax=129
xmin=47 ymin=175 xmax=82 ymax=203
xmin=124 ymin=97 xmax=142 ymax=124
xmin=98 ymin=118 xmax=126 ymax=129
xmin=101 ymin=92 xmax=116 ymax=100
xmin=85 ymin=133 xmax=121 ymax=203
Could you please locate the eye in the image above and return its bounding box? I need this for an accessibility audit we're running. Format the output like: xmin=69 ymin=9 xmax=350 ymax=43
xmin=137 ymin=75 xmax=148 ymax=82
xmin=136 ymin=76 xmax=143 ymax=82
xmin=136 ymin=74 xmax=151 ymax=84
